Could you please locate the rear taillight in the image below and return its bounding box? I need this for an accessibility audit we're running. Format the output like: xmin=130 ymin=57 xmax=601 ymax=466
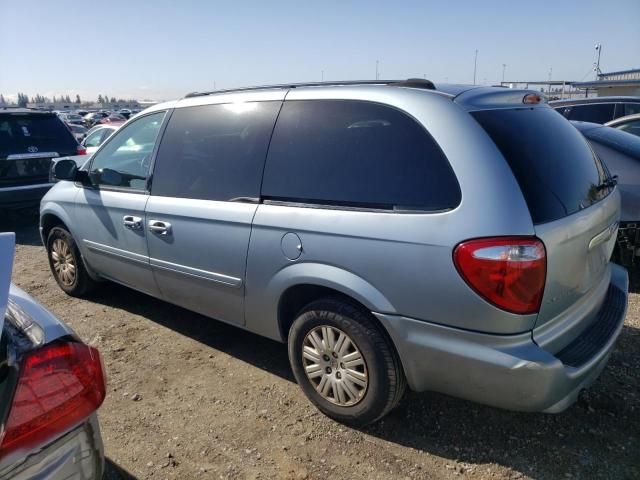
xmin=0 ymin=342 xmax=106 ymax=460
xmin=453 ymin=237 xmax=546 ymax=315
xmin=76 ymin=145 xmax=87 ymax=155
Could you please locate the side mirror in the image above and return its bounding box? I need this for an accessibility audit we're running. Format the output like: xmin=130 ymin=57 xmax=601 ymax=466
xmin=51 ymin=159 xmax=78 ymax=181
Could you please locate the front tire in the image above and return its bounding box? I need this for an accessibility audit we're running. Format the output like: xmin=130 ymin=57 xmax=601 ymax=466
xmin=46 ymin=226 xmax=97 ymax=296
xmin=288 ymin=297 xmax=406 ymax=426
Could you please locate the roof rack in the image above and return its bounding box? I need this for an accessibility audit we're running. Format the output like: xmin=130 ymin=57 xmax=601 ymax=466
xmin=184 ymin=78 xmax=436 ymax=99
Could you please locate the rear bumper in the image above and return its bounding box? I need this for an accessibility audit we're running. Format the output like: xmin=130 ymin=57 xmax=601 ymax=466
xmin=376 ymin=264 xmax=628 ymax=413
xmin=0 ymin=183 xmax=53 ymax=208
xmin=0 ymin=414 xmax=104 ymax=480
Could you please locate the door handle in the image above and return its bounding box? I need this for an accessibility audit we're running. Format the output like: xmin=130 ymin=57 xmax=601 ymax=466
xmin=122 ymin=215 xmax=142 ymax=230
xmin=148 ymin=220 xmax=172 ymax=235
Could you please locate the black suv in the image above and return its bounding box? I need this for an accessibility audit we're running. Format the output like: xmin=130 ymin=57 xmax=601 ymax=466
xmin=551 ymin=96 xmax=640 ymax=124
xmin=0 ymin=108 xmax=84 ymax=208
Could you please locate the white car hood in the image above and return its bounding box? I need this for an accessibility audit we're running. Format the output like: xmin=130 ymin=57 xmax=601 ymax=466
xmin=0 ymin=233 xmax=15 ymax=332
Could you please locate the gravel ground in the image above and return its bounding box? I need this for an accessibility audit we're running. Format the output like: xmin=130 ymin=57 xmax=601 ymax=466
xmin=3 ymin=210 xmax=639 ymax=480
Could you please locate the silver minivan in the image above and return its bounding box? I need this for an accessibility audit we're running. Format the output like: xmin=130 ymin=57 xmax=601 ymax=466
xmin=41 ymin=80 xmax=628 ymax=425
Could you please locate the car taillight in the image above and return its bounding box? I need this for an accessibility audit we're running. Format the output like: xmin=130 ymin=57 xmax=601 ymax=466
xmin=76 ymin=145 xmax=87 ymax=155
xmin=453 ymin=237 xmax=546 ymax=315
xmin=0 ymin=342 xmax=106 ymax=460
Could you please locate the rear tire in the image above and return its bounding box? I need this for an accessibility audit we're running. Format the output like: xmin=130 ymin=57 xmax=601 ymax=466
xmin=46 ymin=226 xmax=97 ymax=297
xmin=288 ymin=297 xmax=406 ymax=427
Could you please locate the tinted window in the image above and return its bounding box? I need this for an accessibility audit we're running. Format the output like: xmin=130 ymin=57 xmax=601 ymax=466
xmin=0 ymin=113 xmax=77 ymax=158
xmin=262 ymin=100 xmax=460 ymax=210
xmin=568 ymin=103 xmax=615 ymax=123
xmin=473 ymin=107 xmax=611 ymax=224
xmin=152 ymin=101 xmax=281 ymax=201
xmin=624 ymin=103 xmax=640 ymax=116
xmin=89 ymin=111 xmax=165 ymax=189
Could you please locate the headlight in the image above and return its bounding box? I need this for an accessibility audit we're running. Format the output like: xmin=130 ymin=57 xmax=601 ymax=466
xmin=5 ymin=299 xmax=45 ymax=346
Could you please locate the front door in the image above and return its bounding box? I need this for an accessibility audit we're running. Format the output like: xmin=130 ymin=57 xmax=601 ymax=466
xmin=144 ymin=99 xmax=283 ymax=325
xmin=74 ymin=111 xmax=167 ymax=296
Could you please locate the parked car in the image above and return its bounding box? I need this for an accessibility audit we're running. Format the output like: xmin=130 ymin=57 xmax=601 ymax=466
xmin=67 ymin=123 xmax=88 ymax=142
xmin=82 ymin=112 xmax=108 ymax=128
xmin=60 ymin=112 xmax=86 ymax=126
xmin=573 ymin=121 xmax=640 ymax=266
xmin=118 ymin=109 xmax=132 ymax=119
xmin=96 ymin=113 xmax=126 ymax=125
xmin=0 ymin=232 xmax=106 ymax=479
xmin=42 ymin=80 xmax=628 ymax=426
xmin=0 ymin=108 xmax=86 ymax=208
xmin=82 ymin=124 xmax=120 ymax=154
xmin=551 ymin=96 xmax=640 ymax=124
xmin=605 ymin=113 xmax=640 ymax=137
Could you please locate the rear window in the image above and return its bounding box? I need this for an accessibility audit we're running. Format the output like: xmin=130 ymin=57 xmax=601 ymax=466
xmin=0 ymin=113 xmax=77 ymax=158
xmin=473 ymin=107 xmax=611 ymax=224
xmin=262 ymin=100 xmax=460 ymax=211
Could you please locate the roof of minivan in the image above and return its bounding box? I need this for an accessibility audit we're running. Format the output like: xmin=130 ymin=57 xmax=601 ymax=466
xmin=141 ymin=81 xmax=541 ymax=115
xmin=0 ymin=107 xmax=53 ymax=115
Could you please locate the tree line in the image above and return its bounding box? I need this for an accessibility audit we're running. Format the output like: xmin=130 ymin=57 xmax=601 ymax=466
xmin=0 ymin=93 xmax=138 ymax=107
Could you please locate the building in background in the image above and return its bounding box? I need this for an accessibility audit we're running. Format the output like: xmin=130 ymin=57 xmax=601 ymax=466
xmin=572 ymin=68 xmax=640 ymax=97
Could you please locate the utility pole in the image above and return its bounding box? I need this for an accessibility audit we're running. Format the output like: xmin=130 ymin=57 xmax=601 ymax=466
xmin=376 ymin=60 xmax=379 ymax=80
xmin=548 ymin=67 xmax=552 ymax=94
xmin=594 ymin=43 xmax=602 ymax=79
xmin=321 ymin=70 xmax=324 ymax=82
xmin=213 ymin=81 xmax=216 ymax=90
xmin=502 ymin=64 xmax=507 ymax=84
xmin=473 ymin=50 xmax=478 ymax=84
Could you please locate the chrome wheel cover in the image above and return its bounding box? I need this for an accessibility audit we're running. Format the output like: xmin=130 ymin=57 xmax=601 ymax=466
xmin=51 ymin=238 xmax=76 ymax=286
xmin=302 ymin=325 xmax=368 ymax=406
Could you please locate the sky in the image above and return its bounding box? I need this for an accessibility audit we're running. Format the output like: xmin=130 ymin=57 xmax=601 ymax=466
xmin=1 ymin=0 xmax=639 ymax=102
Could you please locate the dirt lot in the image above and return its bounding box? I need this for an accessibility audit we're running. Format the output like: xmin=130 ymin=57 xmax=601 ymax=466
xmin=3 ymin=209 xmax=639 ymax=479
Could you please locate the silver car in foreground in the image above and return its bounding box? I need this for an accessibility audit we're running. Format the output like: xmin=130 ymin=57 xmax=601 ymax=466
xmin=0 ymin=233 xmax=106 ymax=479
xmin=41 ymin=80 xmax=628 ymax=426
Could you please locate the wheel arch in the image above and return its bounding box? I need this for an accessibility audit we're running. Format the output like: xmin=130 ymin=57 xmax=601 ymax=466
xmin=265 ymin=262 xmax=396 ymax=343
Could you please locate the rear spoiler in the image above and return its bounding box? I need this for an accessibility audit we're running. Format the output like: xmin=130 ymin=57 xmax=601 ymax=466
xmin=454 ymin=86 xmax=547 ymax=110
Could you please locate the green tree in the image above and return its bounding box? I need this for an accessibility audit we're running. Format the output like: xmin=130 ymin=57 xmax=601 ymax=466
xmin=17 ymin=93 xmax=28 ymax=107
xmin=64 ymin=95 xmax=71 ymax=103
xmin=0 ymin=94 xmax=5 ymax=106
xmin=97 ymin=94 xmax=104 ymax=103
xmin=75 ymin=94 xmax=81 ymax=104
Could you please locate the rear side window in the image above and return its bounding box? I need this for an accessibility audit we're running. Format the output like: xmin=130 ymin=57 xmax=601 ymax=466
xmin=473 ymin=107 xmax=611 ymax=224
xmin=568 ymin=103 xmax=615 ymax=123
xmin=624 ymin=103 xmax=640 ymax=116
xmin=0 ymin=114 xmax=77 ymax=158
xmin=262 ymin=100 xmax=460 ymax=210
xmin=152 ymin=101 xmax=281 ymax=201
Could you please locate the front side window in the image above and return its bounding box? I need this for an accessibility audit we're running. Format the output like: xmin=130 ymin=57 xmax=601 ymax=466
xmin=262 ymin=100 xmax=460 ymax=210
xmin=88 ymin=111 xmax=165 ymax=189
xmin=568 ymin=103 xmax=615 ymax=123
xmin=151 ymin=102 xmax=280 ymax=201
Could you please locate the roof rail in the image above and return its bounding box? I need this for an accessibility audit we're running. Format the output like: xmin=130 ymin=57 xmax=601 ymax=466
xmin=184 ymin=78 xmax=436 ymax=99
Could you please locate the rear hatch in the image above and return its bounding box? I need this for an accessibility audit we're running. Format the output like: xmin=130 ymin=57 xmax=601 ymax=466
xmin=0 ymin=111 xmax=79 ymax=187
xmin=472 ymin=106 xmax=618 ymax=336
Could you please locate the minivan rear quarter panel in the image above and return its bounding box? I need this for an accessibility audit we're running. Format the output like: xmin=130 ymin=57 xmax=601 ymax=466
xmin=244 ymin=87 xmax=539 ymax=338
